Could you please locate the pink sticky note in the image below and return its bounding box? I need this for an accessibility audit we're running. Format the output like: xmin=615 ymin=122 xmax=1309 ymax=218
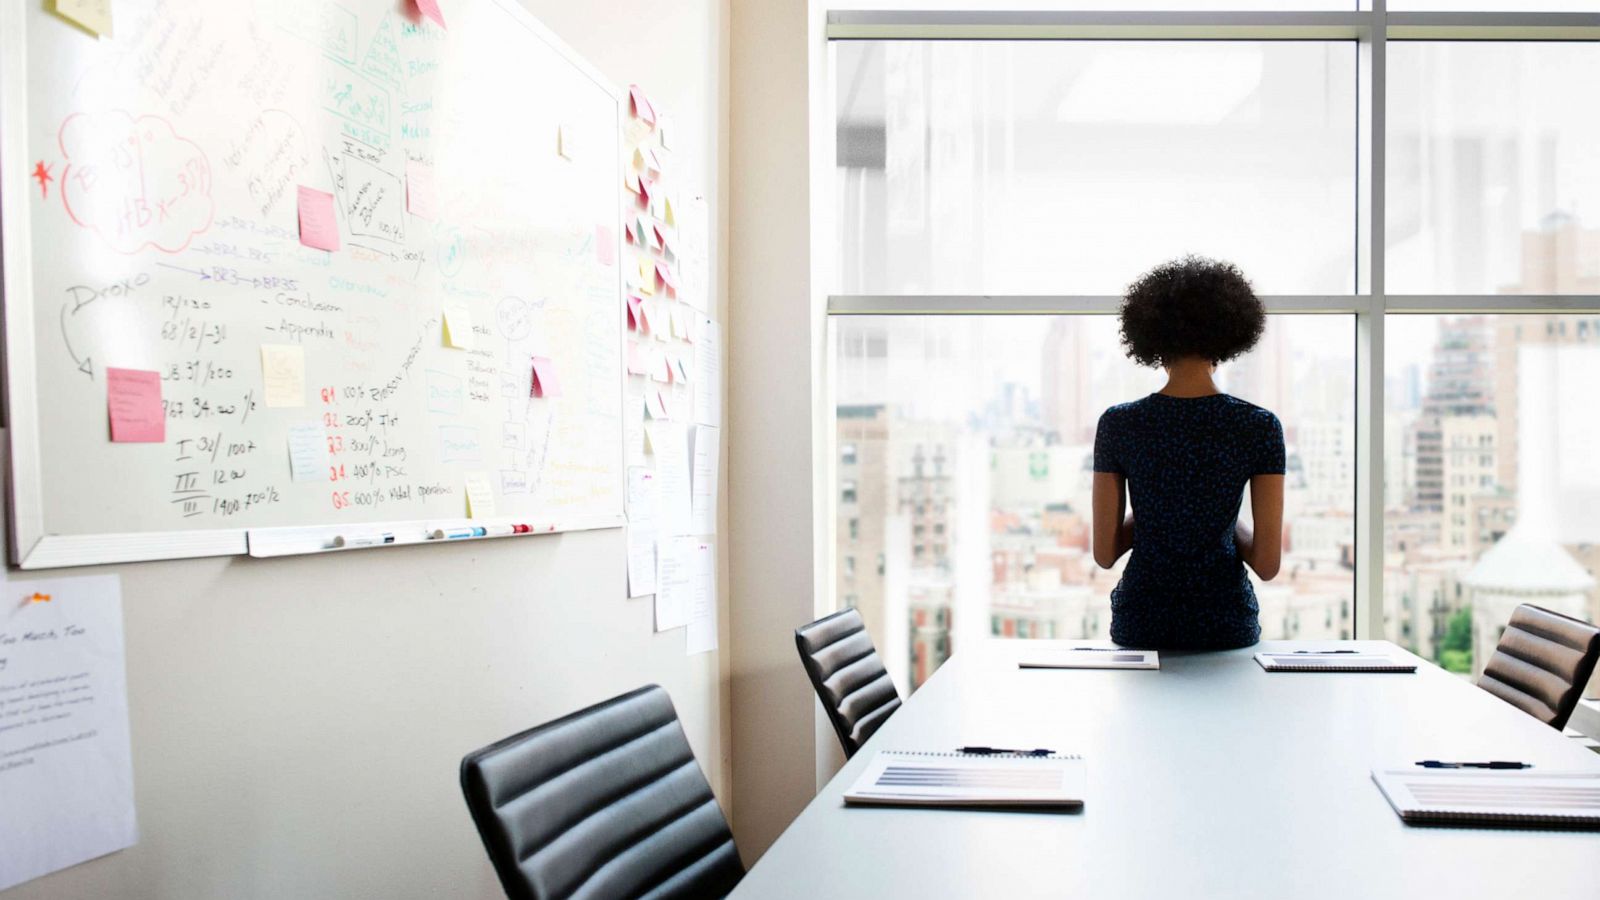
xmin=638 ymin=299 xmax=658 ymax=334
xmin=662 ymin=354 xmax=676 ymax=383
xmin=414 ymin=0 xmax=446 ymax=29
xmin=297 ymin=186 xmax=340 ymax=251
xmin=407 ymin=161 xmax=436 ymax=220
xmin=106 ymin=367 xmax=165 ymax=443
xmin=596 ymin=224 xmax=616 ymax=267
xmin=629 ymin=85 xmax=657 ymax=125
xmin=656 ymin=260 xmax=679 ymax=293
xmin=627 ymin=295 xmax=645 ymax=331
xmin=530 ymin=357 xmax=562 ymax=398
xmin=627 ymin=341 xmax=651 ymax=375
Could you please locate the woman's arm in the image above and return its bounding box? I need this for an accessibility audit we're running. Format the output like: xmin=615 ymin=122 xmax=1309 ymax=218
xmin=1236 ymin=474 xmax=1284 ymax=580
xmin=1092 ymin=471 xmax=1134 ymax=569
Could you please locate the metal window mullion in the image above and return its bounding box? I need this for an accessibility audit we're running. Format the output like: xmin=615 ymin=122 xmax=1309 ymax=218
xmin=1356 ymin=7 xmax=1387 ymax=642
xmin=826 ymin=295 xmax=1371 ymax=315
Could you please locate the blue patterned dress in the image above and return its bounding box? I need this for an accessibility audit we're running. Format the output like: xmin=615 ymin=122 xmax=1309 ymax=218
xmin=1092 ymin=393 xmax=1286 ymax=650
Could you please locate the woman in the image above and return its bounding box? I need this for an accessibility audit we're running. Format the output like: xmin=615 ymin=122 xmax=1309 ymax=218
xmin=1091 ymin=255 xmax=1285 ymax=650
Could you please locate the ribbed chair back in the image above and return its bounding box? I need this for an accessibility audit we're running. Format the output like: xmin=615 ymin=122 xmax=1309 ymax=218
xmin=795 ymin=607 xmax=902 ymax=757
xmin=460 ymin=685 xmax=743 ymax=900
xmin=1478 ymin=604 xmax=1600 ymax=732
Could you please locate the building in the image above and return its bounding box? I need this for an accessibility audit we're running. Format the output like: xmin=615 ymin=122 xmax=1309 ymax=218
xmin=1439 ymin=413 xmax=1497 ymax=553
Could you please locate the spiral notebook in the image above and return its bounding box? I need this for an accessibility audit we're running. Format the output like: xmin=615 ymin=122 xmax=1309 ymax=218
xmin=1255 ymin=651 xmax=1417 ymax=673
xmin=844 ymin=751 xmax=1085 ymax=809
xmin=1372 ymin=768 xmax=1600 ymax=828
xmin=1019 ymin=648 xmax=1159 ymax=670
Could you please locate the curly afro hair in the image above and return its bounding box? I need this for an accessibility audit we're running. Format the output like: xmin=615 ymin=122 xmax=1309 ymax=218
xmin=1117 ymin=255 xmax=1265 ymax=368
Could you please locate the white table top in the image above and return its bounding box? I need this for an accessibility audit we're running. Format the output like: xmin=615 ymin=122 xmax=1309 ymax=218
xmin=731 ymin=640 xmax=1600 ymax=900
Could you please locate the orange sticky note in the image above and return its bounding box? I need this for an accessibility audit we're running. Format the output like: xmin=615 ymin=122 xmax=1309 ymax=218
xmin=530 ymin=357 xmax=562 ymax=398
xmin=406 ymin=161 xmax=436 ymax=220
xmin=629 ymin=85 xmax=657 ymax=125
xmin=106 ymin=367 xmax=165 ymax=443
xmin=625 ymin=170 xmax=642 ymax=196
xmin=297 ymin=186 xmax=340 ymax=251
xmin=595 ymin=224 xmax=616 ymax=267
xmin=414 ymin=0 xmax=446 ymax=29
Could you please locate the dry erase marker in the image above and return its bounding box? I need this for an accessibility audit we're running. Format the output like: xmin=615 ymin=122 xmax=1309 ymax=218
xmin=334 ymin=533 xmax=395 ymax=548
xmin=482 ymin=525 xmax=517 ymax=537
xmin=432 ymin=527 xmax=487 ymax=539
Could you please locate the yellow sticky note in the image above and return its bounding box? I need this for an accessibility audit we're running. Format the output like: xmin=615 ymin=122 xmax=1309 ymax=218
xmin=637 ymin=258 xmax=656 ymax=295
xmin=55 ymin=0 xmax=112 ymax=37
xmin=464 ymin=471 xmax=496 ymax=519
xmin=442 ymin=303 xmax=474 ymax=349
xmin=664 ymin=196 xmax=676 ymax=228
xmin=260 ymin=344 xmax=306 ymax=408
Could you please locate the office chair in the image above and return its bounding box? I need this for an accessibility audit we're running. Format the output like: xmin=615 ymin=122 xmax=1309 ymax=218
xmin=795 ymin=607 xmax=901 ymax=757
xmin=1478 ymin=604 xmax=1600 ymax=732
xmin=460 ymin=685 xmax=743 ymax=900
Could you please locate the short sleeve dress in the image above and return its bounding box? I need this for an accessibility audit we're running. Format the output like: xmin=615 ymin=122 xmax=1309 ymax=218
xmin=1092 ymin=393 xmax=1286 ymax=650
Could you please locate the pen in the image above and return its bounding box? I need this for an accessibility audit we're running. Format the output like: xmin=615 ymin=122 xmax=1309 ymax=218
xmin=956 ymin=746 xmax=1054 ymax=757
xmin=1415 ymin=760 xmax=1532 ymax=769
xmin=1294 ymin=650 xmax=1358 ymax=654
xmin=1070 ymin=647 xmax=1137 ymax=652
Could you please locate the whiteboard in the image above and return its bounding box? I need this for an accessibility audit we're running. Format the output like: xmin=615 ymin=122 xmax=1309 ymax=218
xmin=0 ymin=0 xmax=626 ymax=568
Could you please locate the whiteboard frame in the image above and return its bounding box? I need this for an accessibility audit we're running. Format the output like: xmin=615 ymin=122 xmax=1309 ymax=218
xmin=0 ymin=0 xmax=629 ymax=568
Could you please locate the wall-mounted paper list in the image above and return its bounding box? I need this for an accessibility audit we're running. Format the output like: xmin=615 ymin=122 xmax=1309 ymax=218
xmin=691 ymin=425 xmax=720 ymax=535
xmin=0 ymin=573 xmax=136 ymax=893
xmin=626 ymin=467 xmax=658 ymax=598
xmin=694 ymin=318 xmax=722 ymax=427
xmin=655 ymin=536 xmax=693 ymax=631
xmin=685 ymin=541 xmax=717 ymax=655
xmin=646 ymin=422 xmax=691 ymax=537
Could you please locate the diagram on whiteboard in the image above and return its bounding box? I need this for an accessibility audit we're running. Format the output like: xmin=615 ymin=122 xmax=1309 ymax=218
xmin=2 ymin=0 xmax=625 ymax=566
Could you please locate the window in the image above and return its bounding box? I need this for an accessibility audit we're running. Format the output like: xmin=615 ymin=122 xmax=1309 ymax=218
xmin=1384 ymin=315 xmax=1600 ymax=678
xmin=823 ymin=9 xmax=1600 ymax=698
xmin=835 ymin=40 xmax=1356 ymax=296
xmin=834 ymin=315 xmax=1355 ymax=690
xmin=841 ymin=443 xmax=858 ymax=466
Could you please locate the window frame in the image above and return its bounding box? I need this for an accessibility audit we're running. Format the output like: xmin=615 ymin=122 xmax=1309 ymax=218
xmin=812 ymin=1 xmax=1600 ymax=642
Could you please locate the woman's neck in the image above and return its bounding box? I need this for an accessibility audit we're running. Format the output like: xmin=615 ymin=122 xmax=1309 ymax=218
xmin=1159 ymin=358 xmax=1221 ymax=398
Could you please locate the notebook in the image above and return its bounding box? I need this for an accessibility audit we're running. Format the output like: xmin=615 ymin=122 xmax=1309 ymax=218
xmin=1019 ymin=648 xmax=1159 ymax=670
xmin=844 ymin=751 xmax=1086 ymax=809
xmin=1372 ymin=768 xmax=1600 ymax=828
xmin=1254 ymin=651 xmax=1416 ymax=673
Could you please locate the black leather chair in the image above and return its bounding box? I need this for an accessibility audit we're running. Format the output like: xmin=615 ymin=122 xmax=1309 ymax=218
xmin=795 ymin=607 xmax=901 ymax=758
xmin=1478 ymin=604 xmax=1600 ymax=732
xmin=460 ymin=685 xmax=743 ymax=900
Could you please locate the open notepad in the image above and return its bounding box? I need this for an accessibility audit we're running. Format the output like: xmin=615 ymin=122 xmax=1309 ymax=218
xmin=1372 ymin=768 xmax=1600 ymax=828
xmin=844 ymin=751 xmax=1085 ymax=809
xmin=1019 ymin=648 xmax=1159 ymax=670
xmin=1255 ymin=651 xmax=1416 ymax=673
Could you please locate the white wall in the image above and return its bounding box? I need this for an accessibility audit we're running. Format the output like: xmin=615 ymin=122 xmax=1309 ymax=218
xmin=2 ymin=2 xmax=730 ymax=898
xmin=728 ymin=0 xmax=830 ymax=860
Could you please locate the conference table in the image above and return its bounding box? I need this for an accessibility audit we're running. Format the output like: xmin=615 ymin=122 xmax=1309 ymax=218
xmin=731 ymin=639 xmax=1600 ymax=899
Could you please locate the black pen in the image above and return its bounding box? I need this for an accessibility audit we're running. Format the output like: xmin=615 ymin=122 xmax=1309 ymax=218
xmin=1415 ymin=760 xmax=1532 ymax=769
xmin=957 ymin=746 xmax=1054 ymax=757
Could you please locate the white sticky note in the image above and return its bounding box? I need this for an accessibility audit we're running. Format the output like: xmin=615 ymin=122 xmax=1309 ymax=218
xmin=627 ymin=467 xmax=659 ymax=598
xmin=558 ymin=123 xmax=578 ymax=160
xmin=464 ymin=471 xmax=495 ymax=519
xmin=691 ymin=425 xmax=719 ymax=535
xmin=0 ymin=574 xmax=135 ymax=893
xmin=286 ymin=422 xmax=328 ymax=483
xmin=694 ymin=319 xmax=722 ymax=427
xmin=406 ymin=161 xmax=437 ymax=220
xmin=442 ymin=303 xmax=474 ymax=349
xmin=260 ymin=344 xmax=305 ymax=408
xmin=686 ymin=542 xmax=717 ymax=655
